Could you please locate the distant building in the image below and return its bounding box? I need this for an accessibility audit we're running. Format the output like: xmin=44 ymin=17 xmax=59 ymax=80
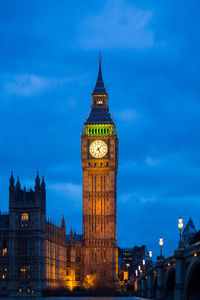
xmin=118 ymin=245 xmax=149 ymax=283
xmin=183 ymin=217 xmax=197 ymax=247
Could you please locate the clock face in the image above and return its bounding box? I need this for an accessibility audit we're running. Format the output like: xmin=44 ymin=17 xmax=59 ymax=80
xmin=89 ymin=140 xmax=108 ymax=158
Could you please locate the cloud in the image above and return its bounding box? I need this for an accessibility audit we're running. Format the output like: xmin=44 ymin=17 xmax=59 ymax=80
xmin=5 ymin=74 xmax=52 ymax=96
xmin=48 ymin=182 xmax=82 ymax=199
xmin=4 ymin=72 xmax=90 ymax=97
xmin=119 ymin=192 xmax=155 ymax=203
xmin=146 ymin=157 xmax=160 ymax=166
xmin=115 ymin=108 xmax=139 ymax=122
xmin=78 ymin=0 xmax=154 ymax=49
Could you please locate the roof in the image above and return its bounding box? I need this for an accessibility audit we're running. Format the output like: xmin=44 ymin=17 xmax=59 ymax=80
xmin=85 ymin=59 xmax=115 ymax=126
xmin=85 ymin=108 xmax=114 ymax=125
xmin=92 ymin=60 xmax=107 ymax=96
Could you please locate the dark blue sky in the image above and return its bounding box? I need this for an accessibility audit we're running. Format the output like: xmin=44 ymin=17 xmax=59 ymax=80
xmin=0 ymin=0 xmax=200 ymax=259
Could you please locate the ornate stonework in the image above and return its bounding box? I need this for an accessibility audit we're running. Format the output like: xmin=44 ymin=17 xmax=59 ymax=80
xmin=81 ymin=59 xmax=118 ymax=288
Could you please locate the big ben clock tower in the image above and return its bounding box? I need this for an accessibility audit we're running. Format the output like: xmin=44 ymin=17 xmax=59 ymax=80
xmin=81 ymin=58 xmax=118 ymax=288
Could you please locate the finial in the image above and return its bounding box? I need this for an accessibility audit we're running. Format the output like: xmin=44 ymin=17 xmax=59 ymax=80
xmin=70 ymin=226 xmax=73 ymax=242
xmin=16 ymin=176 xmax=21 ymax=189
xmin=35 ymin=171 xmax=40 ymax=186
xmin=99 ymin=51 xmax=102 ymax=71
xmin=9 ymin=170 xmax=14 ymax=186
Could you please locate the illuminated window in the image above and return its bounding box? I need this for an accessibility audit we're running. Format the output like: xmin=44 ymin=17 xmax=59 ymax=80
xmin=20 ymin=266 xmax=30 ymax=279
xmin=21 ymin=213 xmax=28 ymax=222
xmin=123 ymin=271 xmax=128 ymax=280
xmin=2 ymin=267 xmax=7 ymax=279
xmin=2 ymin=248 xmax=7 ymax=256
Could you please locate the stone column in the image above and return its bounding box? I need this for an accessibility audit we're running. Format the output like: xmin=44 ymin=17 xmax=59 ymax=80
xmin=137 ymin=277 xmax=141 ymax=297
xmin=141 ymin=275 xmax=147 ymax=298
xmin=155 ymin=256 xmax=165 ymax=300
xmin=174 ymin=248 xmax=185 ymax=300
xmin=147 ymin=269 xmax=153 ymax=299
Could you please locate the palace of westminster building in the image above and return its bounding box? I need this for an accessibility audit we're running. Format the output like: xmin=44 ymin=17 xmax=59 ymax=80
xmin=0 ymin=61 xmax=146 ymax=296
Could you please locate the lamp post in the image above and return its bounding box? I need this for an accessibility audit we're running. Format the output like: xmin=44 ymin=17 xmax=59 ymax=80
xmin=149 ymin=251 xmax=152 ymax=267
xmin=178 ymin=217 xmax=183 ymax=248
xmin=147 ymin=251 xmax=153 ymax=299
xmin=159 ymin=238 xmax=163 ymax=256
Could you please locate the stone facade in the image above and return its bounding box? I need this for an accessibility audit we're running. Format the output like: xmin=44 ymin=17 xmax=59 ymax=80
xmin=0 ymin=172 xmax=68 ymax=296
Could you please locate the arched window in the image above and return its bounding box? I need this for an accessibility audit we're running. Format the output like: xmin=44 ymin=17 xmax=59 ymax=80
xmin=21 ymin=213 xmax=28 ymax=222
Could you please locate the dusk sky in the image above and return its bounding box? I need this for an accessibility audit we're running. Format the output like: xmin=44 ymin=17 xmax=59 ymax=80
xmin=0 ymin=0 xmax=200 ymax=259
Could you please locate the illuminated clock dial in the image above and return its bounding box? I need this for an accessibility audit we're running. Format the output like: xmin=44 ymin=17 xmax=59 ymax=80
xmin=89 ymin=140 xmax=108 ymax=158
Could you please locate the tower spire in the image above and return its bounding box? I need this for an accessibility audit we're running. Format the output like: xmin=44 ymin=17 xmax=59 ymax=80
xmin=92 ymin=54 xmax=107 ymax=97
xmin=99 ymin=51 xmax=102 ymax=72
xmin=84 ymin=56 xmax=115 ymax=129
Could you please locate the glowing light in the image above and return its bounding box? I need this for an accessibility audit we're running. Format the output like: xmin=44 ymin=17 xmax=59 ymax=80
xmin=134 ymin=280 xmax=138 ymax=292
xmin=159 ymin=238 xmax=163 ymax=247
xmin=21 ymin=213 xmax=28 ymax=221
xmin=89 ymin=140 xmax=108 ymax=158
xmin=83 ymin=273 xmax=97 ymax=289
xmin=178 ymin=218 xmax=183 ymax=230
xmin=142 ymin=259 xmax=145 ymax=266
xmin=194 ymin=253 xmax=198 ymax=257
xmin=2 ymin=248 xmax=7 ymax=256
xmin=84 ymin=124 xmax=116 ymax=137
xmin=149 ymin=251 xmax=152 ymax=258
xmin=123 ymin=271 xmax=128 ymax=280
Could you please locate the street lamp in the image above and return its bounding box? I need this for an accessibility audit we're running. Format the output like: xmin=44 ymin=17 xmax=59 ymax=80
xmin=138 ymin=265 xmax=142 ymax=274
xmin=149 ymin=251 xmax=152 ymax=259
xmin=178 ymin=217 xmax=183 ymax=247
xmin=142 ymin=259 xmax=145 ymax=266
xmin=159 ymin=238 xmax=163 ymax=256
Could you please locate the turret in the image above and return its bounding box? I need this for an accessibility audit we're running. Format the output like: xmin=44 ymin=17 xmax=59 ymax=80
xmin=41 ymin=176 xmax=45 ymax=190
xmin=35 ymin=171 xmax=40 ymax=191
xmin=70 ymin=227 xmax=73 ymax=243
xmin=61 ymin=214 xmax=65 ymax=228
xmin=9 ymin=171 xmax=15 ymax=190
xmin=16 ymin=176 xmax=21 ymax=190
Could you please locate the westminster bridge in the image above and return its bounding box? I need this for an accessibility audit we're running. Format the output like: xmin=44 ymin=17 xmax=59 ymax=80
xmin=135 ymin=240 xmax=200 ymax=300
